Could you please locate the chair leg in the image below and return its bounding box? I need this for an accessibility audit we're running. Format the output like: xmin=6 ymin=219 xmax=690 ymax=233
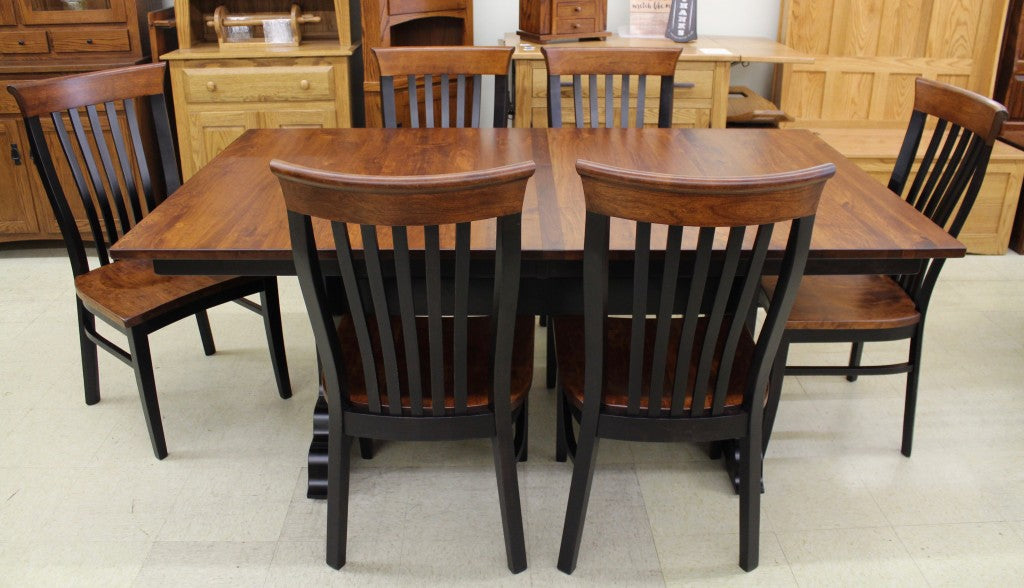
xmin=546 ymin=323 xmax=557 ymax=389
xmin=358 ymin=437 xmax=374 ymax=460
xmin=762 ymin=339 xmax=790 ymax=453
xmin=846 ymin=341 xmax=864 ymax=382
xmin=556 ymin=389 xmax=568 ymax=463
xmin=738 ymin=431 xmax=761 ymax=572
xmin=77 ymin=300 xmax=100 ymax=406
xmin=491 ymin=424 xmax=527 ymax=573
xmin=195 ymin=310 xmax=216 ymax=356
xmin=126 ymin=329 xmax=168 ymax=460
xmin=259 ymin=280 xmax=292 ymax=399
xmin=514 ymin=398 xmax=529 ymax=462
xmin=326 ymin=432 xmax=352 ymax=569
xmin=557 ymin=415 xmax=600 ymax=574
xmin=901 ymin=330 xmax=924 ymax=458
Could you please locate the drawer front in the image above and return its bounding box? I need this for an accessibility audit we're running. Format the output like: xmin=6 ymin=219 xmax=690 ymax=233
xmin=0 ymin=31 xmax=49 ymax=54
xmin=556 ymin=1 xmax=597 ymax=18
xmin=555 ymin=18 xmax=596 ymax=35
xmin=183 ymin=66 xmax=335 ymax=103
xmin=49 ymin=29 xmax=130 ymax=53
xmin=389 ymin=0 xmax=467 ymax=16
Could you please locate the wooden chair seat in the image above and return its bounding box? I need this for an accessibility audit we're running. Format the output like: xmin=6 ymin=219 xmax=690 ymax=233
xmin=552 ymin=316 xmax=753 ymax=414
xmin=762 ymin=275 xmax=920 ymax=331
xmin=74 ymin=259 xmax=254 ymax=329
xmin=337 ymin=314 xmax=534 ymax=415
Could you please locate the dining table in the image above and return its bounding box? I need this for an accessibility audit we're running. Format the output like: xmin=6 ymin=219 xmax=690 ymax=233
xmin=110 ymin=126 xmax=965 ymax=497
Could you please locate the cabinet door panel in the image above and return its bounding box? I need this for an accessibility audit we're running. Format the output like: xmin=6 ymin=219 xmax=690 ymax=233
xmin=0 ymin=3 xmax=17 ymax=25
xmin=262 ymin=108 xmax=337 ymax=129
xmin=15 ymin=0 xmax=125 ymax=25
xmin=184 ymin=110 xmax=260 ymax=179
xmin=0 ymin=120 xmax=40 ymax=236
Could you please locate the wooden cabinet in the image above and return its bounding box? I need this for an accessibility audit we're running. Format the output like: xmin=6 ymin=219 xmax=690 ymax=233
xmin=518 ymin=0 xmax=609 ymax=43
xmin=0 ymin=0 xmax=170 ymax=243
xmin=165 ymin=0 xmax=361 ymax=179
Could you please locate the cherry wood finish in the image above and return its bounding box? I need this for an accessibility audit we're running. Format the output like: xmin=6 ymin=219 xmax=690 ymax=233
xmin=7 ymin=63 xmax=292 ymax=459
xmin=542 ymin=46 xmax=682 ymax=129
xmin=518 ymin=0 xmax=609 ymax=43
xmin=761 ymin=77 xmax=1008 ymax=459
xmin=373 ymin=46 xmax=513 ymax=129
xmin=553 ymin=159 xmax=833 ymax=574
xmin=273 ymin=158 xmax=535 ymax=572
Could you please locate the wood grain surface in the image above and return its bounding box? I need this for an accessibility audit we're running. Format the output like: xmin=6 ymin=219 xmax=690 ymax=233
xmin=109 ymin=127 xmax=965 ymax=266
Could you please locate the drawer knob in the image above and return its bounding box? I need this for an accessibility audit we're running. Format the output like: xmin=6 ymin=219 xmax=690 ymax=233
xmin=86 ymin=39 xmax=93 ymax=44
xmin=206 ymin=81 xmax=217 ymax=92
xmin=18 ymin=40 xmax=25 ymax=46
xmin=574 ymin=5 xmax=582 ymax=11
xmin=300 ymin=79 xmax=310 ymax=90
xmin=572 ymin=23 xmax=581 ymax=29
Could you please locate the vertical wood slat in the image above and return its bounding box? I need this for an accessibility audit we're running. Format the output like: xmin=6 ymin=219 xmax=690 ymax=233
xmin=471 ymin=74 xmax=482 ymax=128
xmin=131 ymin=97 xmax=158 ymax=210
xmin=588 ymin=74 xmax=598 ymax=128
xmin=407 ymin=74 xmax=420 ymax=128
xmin=453 ymin=222 xmax=471 ymax=414
xmin=103 ymin=100 xmax=142 ymax=224
xmin=392 ymin=226 xmax=424 ymax=415
xmin=456 ymin=74 xmax=466 ymax=127
xmin=712 ymin=224 xmax=774 ymax=414
xmin=888 ymin=110 xmax=928 ymax=194
xmin=440 ymin=74 xmax=450 ymax=128
xmin=573 ymin=75 xmax=583 ymax=128
xmin=548 ymin=74 xmax=562 ymax=128
xmin=646 ymin=225 xmax=682 ymax=417
xmin=921 ymin=126 xmax=970 ymax=220
xmin=636 ymin=75 xmax=648 ymax=128
xmin=333 ymin=222 xmax=382 ymax=414
xmin=902 ymin=118 xmax=946 ymax=207
xmin=49 ymin=110 xmax=108 ymax=264
xmin=673 ymin=227 xmax=714 ymax=417
xmin=604 ymin=74 xmax=614 ymax=129
xmin=916 ymin=124 xmax=961 ymax=214
xmin=423 ymin=74 xmax=435 ymax=128
xmin=67 ymin=108 xmax=119 ymax=250
xmin=933 ymin=136 xmax=983 ymax=229
xmin=381 ymin=76 xmax=397 ymax=128
xmin=620 ymin=75 xmax=631 ymax=128
xmin=361 ymin=224 xmax=404 ymax=415
xmin=424 ymin=224 xmax=445 ymax=416
xmin=626 ymin=221 xmax=651 ymax=416
xmin=696 ymin=227 xmax=744 ymax=412
xmin=85 ymin=104 xmax=131 ymax=239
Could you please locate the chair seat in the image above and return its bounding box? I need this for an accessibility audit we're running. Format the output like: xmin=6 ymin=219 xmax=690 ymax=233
xmin=762 ymin=274 xmax=921 ymax=331
xmin=552 ymin=316 xmax=754 ymax=415
xmin=74 ymin=259 xmax=255 ymax=329
xmin=337 ymin=315 xmax=535 ymax=415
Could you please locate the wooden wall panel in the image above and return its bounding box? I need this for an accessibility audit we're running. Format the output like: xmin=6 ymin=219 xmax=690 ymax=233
xmin=778 ymin=0 xmax=1009 ymax=128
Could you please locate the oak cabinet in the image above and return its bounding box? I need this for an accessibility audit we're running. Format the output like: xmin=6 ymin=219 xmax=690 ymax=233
xmin=0 ymin=0 xmax=170 ymax=243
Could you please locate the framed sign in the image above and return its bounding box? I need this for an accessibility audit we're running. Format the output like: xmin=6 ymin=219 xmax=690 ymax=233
xmin=629 ymin=0 xmax=671 ymax=38
xmin=665 ymin=0 xmax=697 ymax=42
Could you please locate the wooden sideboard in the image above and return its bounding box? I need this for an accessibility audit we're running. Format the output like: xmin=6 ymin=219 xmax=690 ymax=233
xmin=508 ymin=35 xmax=811 ymax=129
xmin=1 ymin=0 xmax=171 ymax=243
xmin=163 ymin=0 xmax=362 ymax=180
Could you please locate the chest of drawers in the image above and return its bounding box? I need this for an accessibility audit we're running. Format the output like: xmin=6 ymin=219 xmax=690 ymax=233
xmin=518 ymin=0 xmax=610 ymax=43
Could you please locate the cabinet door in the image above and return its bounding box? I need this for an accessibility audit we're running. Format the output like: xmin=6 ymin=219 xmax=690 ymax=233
xmin=15 ymin=0 xmax=125 ymax=25
xmin=0 ymin=119 xmax=41 ymax=236
xmin=262 ymin=107 xmax=337 ymax=129
xmin=183 ymin=110 xmax=260 ymax=179
xmin=0 ymin=3 xmax=17 ymax=24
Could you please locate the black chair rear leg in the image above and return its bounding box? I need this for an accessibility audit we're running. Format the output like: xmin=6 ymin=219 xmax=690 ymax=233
xmin=557 ymin=423 xmax=600 ymax=574
xmin=514 ymin=398 xmax=529 ymax=462
xmin=195 ymin=310 xmax=216 ymax=356
xmin=127 ymin=328 xmax=167 ymax=459
xmin=555 ymin=389 xmax=568 ymax=462
xmin=259 ymin=279 xmax=292 ymax=399
xmin=546 ymin=324 xmax=557 ymax=389
xmin=358 ymin=438 xmax=375 ymax=459
xmin=492 ymin=426 xmax=527 ymax=573
xmin=326 ymin=433 xmax=352 ymax=569
xmin=738 ymin=431 xmax=761 ymax=572
xmin=762 ymin=339 xmax=791 ymax=453
xmin=846 ymin=341 xmax=864 ymax=382
xmin=901 ymin=328 xmax=925 ymax=457
xmin=77 ymin=300 xmax=100 ymax=405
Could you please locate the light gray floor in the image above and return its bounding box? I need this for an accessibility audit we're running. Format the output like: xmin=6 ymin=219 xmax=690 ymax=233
xmin=1 ymin=247 xmax=1022 ymax=586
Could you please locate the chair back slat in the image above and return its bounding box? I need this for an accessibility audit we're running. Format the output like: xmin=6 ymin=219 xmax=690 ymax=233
xmin=374 ymin=47 xmax=513 ymax=129
xmin=576 ymin=159 xmax=834 ymax=419
xmin=274 ymin=159 xmax=535 ymax=418
xmin=8 ymin=63 xmax=178 ymax=277
xmin=542 ymin=47 xmax=682 ymax=129
xmin=391 ymin=226 xmax=424 ymax=415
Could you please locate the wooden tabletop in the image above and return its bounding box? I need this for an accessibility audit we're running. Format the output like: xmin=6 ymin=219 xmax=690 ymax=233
xmin=508 ymin=35 xmax=814 ymax=65
xmin=110 ymin=127 xmax=964 ymax=273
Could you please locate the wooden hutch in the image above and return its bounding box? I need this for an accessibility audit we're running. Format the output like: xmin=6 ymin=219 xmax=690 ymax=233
xmin=163 ymin=0 xmax=362 ymax=179
xmin=1 ymin=0 xmax=171 ymax=243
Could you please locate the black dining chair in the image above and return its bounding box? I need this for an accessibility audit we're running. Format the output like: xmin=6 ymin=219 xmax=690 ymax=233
xmin=760 ymin=77 xmax=1009 ymax=458
xmin=272 ymin=157 xmax=536 ymax=572
xmin=542 ymin=46 xmax=683 ymax=129
xmin=374 ymin=46 xmax=514 ymax=129
xmin=552 ymin=159 xmax=834 ymax=573
xmin=7 ymin=63 xmax=291 ymax=459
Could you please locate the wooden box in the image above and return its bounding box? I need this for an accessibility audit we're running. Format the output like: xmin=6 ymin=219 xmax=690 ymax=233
xmin=518 ymin=0 xmax=610 ymax=44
